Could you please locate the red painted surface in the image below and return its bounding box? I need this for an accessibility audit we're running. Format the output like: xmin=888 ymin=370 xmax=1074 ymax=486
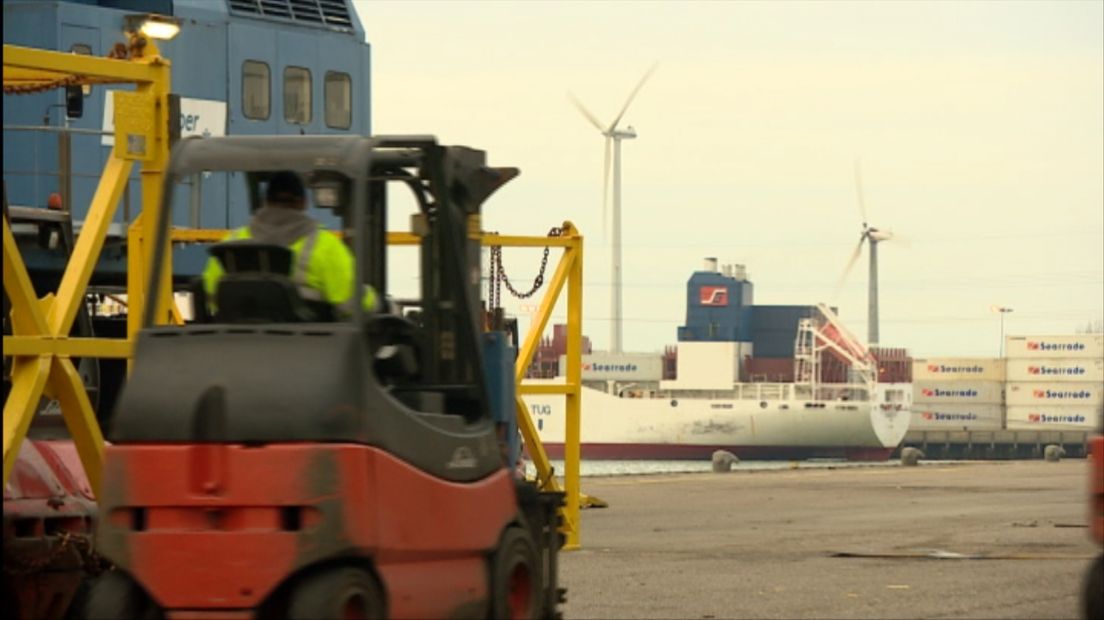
xmin=742 ymin=357 xmax=795 ymax=383
xmin=3 ymin=440 xmax=97 ymax=620
xmin=540 ymin=442 xmax=893 ymax=462
xmin=1090 ymin=435 xmax=1104 ymax=545
xmin=101 ymin=444 xmax=516 ymax=619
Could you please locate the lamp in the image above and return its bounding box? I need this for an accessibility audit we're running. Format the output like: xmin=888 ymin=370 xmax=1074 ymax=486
xmin=124 ymin=14 xmax=181 ymax=41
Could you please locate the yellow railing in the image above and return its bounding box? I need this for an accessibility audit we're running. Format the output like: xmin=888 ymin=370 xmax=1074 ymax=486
xmin=2 ymin=43 xmax=174 ymax=495
xmin=4 ymin=51 xmax=588 ymax=543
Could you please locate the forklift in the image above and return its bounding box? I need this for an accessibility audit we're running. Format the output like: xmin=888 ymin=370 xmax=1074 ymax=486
xmin=85 ymin=136 xmax=564 ymax=619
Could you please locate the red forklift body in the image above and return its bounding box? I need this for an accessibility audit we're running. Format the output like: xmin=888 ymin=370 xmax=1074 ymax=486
xmin=89 ymin=136 xmax=565 ymax=619
xmin=98 ymin=444 xmax=516 ymax=617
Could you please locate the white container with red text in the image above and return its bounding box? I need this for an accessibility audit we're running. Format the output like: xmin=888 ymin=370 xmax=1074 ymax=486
xmin=912 ymin=358 xmax=1004 ymax=382
xmin=1005 ymin=358 xmax=1104 ymax=383
xmin=909 ymin=404 xmax=1004 ymax=432
xmin=1005 ymin=405 xmax=1102 ymax=431
xmin=912 ymin=381 xmax=1002 ymax=405
xmin=1004 ymin=382 xmax=1103 ymax=406
xmin=1005 ymin=335 xmax=1104 ymax=359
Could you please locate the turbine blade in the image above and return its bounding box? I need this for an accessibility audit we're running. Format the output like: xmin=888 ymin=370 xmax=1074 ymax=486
xmin=603 ymin=136 xmax=612 ymax=239
xmin=568 ymin=92 xmax=605 ymax=133
xmin=854 ymin=158 xmax=869 ymax=227
xmin=608 ymin=62 xmax=659 ymax=132
xmin=888 ymin=230 xmax=910 ymax=247
xmin=833 ymin=237 xmax=866 ymax=297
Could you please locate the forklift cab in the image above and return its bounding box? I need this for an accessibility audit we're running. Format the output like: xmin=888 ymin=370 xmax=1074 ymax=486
xmin=113 ymin=135 xmax=519 ymax=477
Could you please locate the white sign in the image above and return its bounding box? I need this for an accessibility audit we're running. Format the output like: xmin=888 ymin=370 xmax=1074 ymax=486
xmin=559 ymin=353 xmax=664 ymax=382
xmin=101 ymin=90 xmax=227 ymax=146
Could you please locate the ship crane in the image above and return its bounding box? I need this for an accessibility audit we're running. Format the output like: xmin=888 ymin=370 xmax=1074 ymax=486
xmin=794 ymin=303 xmax=877 ymax=397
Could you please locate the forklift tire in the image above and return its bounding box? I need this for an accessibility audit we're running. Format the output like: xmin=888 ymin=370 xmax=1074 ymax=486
xmin=288 ymin=567 xmax=385 ymax=620
xmin=490 ymin=527 xmax=538 ymax=620
xmin=84 ymin=571 xmax=160 ymax=620
xmin=1084 ymin=554 xmax=1103 ymax=620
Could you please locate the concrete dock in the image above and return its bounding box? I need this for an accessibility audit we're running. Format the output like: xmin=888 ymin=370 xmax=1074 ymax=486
xmin=559 ymin=460 xmax=1098 ymax=619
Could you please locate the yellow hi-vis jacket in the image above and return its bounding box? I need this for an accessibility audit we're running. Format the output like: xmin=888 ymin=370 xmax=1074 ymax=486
xmin=202 ymin=226 xmax=378 ymax=314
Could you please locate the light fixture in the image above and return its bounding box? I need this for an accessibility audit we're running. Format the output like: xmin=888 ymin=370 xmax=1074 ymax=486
xmin=124 ymin=14 xmax=182 ymax=41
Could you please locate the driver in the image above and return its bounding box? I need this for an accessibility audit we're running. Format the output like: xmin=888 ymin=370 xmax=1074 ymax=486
xmin=202 ymin=170 xmax=378 ymax=314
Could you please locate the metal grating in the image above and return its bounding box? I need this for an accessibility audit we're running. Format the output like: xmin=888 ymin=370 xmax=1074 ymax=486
xmin=227 ymin=0 xmax=354 ymax=30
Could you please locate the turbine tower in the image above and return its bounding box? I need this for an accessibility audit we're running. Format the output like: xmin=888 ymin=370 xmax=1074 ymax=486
xmin=835 ymin=159 xmax=899 ymax=346
xmin=569 ymin=64 xmax=657 ymax=354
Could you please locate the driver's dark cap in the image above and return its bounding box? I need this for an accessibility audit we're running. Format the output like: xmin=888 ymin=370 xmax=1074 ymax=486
xmin=266 ymin=171 xmax=305 ymax=205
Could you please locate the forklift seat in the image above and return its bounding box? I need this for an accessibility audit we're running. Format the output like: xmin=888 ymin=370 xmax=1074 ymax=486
xmin=210 ymin=242 xmax=334 ymax=323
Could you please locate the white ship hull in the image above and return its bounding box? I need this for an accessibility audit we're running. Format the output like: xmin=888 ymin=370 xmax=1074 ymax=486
xmin=523 ymin=382 xmax=911 ymax=461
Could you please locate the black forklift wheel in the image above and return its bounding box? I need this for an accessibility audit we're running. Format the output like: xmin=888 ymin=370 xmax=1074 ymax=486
xmin=1084 ymin=553 xmax=1103 ymax=620
xmin=84 ymin=571 xmax=160 ymax=620
xmin=490 ymin=527 xmax=539 ymax=620
xmin=288 ymin=567 xmax=385 ymax=620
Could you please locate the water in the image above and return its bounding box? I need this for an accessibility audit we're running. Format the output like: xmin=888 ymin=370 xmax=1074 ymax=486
xmin=525 ymin=458 xmax=906 ymax=478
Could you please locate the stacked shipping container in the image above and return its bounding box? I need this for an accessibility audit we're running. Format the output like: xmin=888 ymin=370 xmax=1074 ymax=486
xmin=910 ymin=358 xmax=1005 ymax=431
xmin=1003 ymin=335 xmax=1104 ymax=432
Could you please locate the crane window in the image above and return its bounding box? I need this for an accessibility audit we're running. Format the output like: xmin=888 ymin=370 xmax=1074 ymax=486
xmin=242 ymin=60 xmax=270 ymax=120
xmin=284 ymin=66 xmax=312 ymax=124
xmin=324 ymin=71 xmax=352 ymax=129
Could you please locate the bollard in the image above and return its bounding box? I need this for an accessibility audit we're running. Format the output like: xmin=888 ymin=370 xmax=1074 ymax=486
xmin=712 ymin=450 xmax=739 ymax=472
xmin=1043 ymin=444 xmax=1065 ymax=462
xmin=900 ymin=447 xmax=924 ymax=467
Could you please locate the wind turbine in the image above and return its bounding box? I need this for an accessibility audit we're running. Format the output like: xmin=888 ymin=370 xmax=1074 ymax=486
xmin=835 ymin=159 xmax=899 ymax=347
xmin=569 ymin=63 xmax=657 ymax=354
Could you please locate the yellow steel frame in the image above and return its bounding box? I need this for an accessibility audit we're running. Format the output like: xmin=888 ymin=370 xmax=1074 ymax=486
xmin=2 ymin=43 xmax=173 ymax=495
xmin=384 ymin=222 xmax=587 ymax=549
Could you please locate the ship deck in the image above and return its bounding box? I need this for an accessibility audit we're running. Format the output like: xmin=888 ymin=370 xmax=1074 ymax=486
xmin=560 ymin=459 xmax=1096 ymax=619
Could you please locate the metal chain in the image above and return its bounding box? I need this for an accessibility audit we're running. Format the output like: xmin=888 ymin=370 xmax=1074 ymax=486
xmin=2 ymin=530 xmax=109 ymax=576
xmin=488 ymin=227 xmax=562 ymax=305
xmin=3 ymin=43 xmax=132 ymax=96
xmin=3 ymin=74 xmax=86 ymax=96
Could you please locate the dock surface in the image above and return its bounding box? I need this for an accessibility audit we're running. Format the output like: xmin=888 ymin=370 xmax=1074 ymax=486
xmin=560 ymin=460 xmax=1097 ymax=619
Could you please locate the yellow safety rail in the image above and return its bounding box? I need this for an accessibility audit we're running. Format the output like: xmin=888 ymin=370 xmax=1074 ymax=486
xmin=392 ymin=222 xmax=587 ymax=549
xmin=2 ymin=41 xmax=175 ymax=495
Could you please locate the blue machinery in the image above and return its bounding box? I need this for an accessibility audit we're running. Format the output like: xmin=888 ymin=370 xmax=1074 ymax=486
xmin=4 ymin=0 xmax=592 ymax=549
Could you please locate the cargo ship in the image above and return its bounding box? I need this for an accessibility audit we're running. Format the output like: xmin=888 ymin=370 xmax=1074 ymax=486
xmin=522 ymin=260 xmax=912 ymax=461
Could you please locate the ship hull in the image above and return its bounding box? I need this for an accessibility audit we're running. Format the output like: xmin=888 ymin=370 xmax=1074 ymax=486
xmin=524 ymin=382 xmax=910 ymax=461
xmin=540 ymin=442 xmax=895 ymax=461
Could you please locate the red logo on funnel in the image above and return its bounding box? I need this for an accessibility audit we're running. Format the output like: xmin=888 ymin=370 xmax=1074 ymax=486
xmin=699 ymin=286 xmax=728 ymax=306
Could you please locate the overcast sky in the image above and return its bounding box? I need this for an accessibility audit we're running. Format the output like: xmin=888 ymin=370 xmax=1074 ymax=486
xmin=353 ymin=0 xmax=1104 ymax=358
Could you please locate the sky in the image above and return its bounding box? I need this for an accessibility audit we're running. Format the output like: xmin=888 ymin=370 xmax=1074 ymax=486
xmin=352 ymin=0 xmax=1104 ymax=358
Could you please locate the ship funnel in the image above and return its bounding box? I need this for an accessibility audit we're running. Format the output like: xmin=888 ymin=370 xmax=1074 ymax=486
xmin=704 ymin=257 xmax=718 ymax=272
xmin=732 ymin=264 xmax=747 ymax=281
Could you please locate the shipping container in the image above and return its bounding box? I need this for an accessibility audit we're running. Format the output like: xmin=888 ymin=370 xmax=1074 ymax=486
xmin=1005 ymin=405 xmax=1102 ymax=431
xmin=743 ymin=357 xmax=795 ymax=383
xmin=912 ymin=357 xmax=1004 ymax=382
xmin=1005 ymin=382 xmax=1104 ymax=406
xmin=909 ymin=404 xmax=1004 ymax=432
xmin=559 ymin=352 xmax=664 ymax=382
xmin=1005 ymin=358 xmax=1104 ymax=383
xmin=913 ymin=380 xmax=1003 ymax=404
xmin=1005 ymin=334 xmax=1104 ymax=359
